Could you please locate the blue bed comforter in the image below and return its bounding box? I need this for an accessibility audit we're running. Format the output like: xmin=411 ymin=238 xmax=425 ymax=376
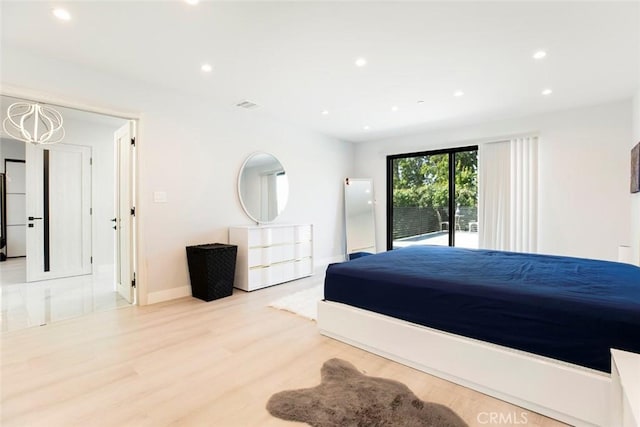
xmin=324 ymin=245 xmax=640 ymax=372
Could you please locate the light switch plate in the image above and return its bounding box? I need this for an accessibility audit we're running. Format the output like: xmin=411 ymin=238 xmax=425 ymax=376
xmin=153 ymin=191 xmax=167 ymax=203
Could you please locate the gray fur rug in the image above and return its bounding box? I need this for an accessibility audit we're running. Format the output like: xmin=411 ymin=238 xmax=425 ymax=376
xmin=267 ymin=358 xmax=468 ymax=427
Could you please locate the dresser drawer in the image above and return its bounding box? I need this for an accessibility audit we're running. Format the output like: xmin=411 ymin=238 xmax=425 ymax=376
xmin=248 ymin=266 xmax=268 ymax=288
xmin=294 ymin=257 xmax=313 ymax=277
xmin=295 ymin=241 xmax=312 ymax=259
xmin=295 ymin=225 xmax=312 ymax=242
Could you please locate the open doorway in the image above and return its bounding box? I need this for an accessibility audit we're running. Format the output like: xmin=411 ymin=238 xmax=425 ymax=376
xmin=0 ymin=95 xmax=137 ymax=332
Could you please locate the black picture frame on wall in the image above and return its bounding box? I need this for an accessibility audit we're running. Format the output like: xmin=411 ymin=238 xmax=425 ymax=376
xmin=632 ymin=142 xmax=640 ymax=193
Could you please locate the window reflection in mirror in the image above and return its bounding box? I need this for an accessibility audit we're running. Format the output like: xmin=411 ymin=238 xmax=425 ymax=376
xmin=238 ymin=152 xmax=288 ymax=223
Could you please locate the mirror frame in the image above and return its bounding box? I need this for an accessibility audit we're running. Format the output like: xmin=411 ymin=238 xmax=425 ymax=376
xmin=237 ymin=151 xmax=288 ymax=224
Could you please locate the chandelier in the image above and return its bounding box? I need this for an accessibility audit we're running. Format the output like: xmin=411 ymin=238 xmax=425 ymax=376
xmin=2 ymin=102 xmax=65 ymax=144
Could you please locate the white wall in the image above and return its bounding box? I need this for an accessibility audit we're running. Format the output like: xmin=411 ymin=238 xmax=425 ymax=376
xmin=355 ymin=101 xmax=633 ymax=262
xmin=1 ymin=138 xmax=25 ymax=167
xmin=631 ymin=90 xmax=640 ymax=265
xmin=1 ymin=48 xmax=354 ymax=303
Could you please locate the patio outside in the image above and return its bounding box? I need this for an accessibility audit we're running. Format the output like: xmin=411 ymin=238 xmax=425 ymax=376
xmin=393 ymin=230 xmax=479 ymax=249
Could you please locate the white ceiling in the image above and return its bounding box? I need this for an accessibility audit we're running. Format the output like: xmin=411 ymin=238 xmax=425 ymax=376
xmin=1 ymin=1 xmax=639 ymax=143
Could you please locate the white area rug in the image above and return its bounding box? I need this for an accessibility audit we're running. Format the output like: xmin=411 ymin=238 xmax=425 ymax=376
xmin=268 ymin=284 xmax=324 ymax=321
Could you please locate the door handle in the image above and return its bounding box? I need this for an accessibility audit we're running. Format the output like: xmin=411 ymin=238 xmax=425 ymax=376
xmin=111 ymin=218 xmax=117 ymax=222
xmin=28 ymin=216 xmax=43 ymax=220
xmin=113 ymin=225 xmax=117 ymax=230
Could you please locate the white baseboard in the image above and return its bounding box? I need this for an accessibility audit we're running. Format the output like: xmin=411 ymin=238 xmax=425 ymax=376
xmin=96 ymin=264 xmax=114 ymax=275
xmin=315 ymin=254 xmax=346 ymax=271
xmin=146 ymin=285 xmax=191 ymax=305
xmin=313 ymin=255 xmax=348 ymax=277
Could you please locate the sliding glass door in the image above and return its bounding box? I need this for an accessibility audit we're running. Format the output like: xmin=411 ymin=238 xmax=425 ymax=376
xmin=387 ymin=146 xmax=478 ymax=250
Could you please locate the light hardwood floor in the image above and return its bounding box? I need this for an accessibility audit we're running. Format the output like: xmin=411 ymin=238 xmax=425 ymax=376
xmin=1 ymin=277 xmax=567 ymax=427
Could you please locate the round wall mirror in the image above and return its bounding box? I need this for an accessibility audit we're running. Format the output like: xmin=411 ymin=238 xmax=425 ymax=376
xmin=238 ymin=152 xmax=289 ymax=223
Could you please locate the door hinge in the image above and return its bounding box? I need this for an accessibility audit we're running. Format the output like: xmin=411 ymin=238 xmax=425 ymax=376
xmin=89 ymin=208 xmax=92 ymax=215
xmin=131 ymin=137 xmax=136 ymax=146
xmin=90 ymin=157 xmax=93 ymax=165
xmin=90 ymin=256 xmax=93 ymax=264
xmin=132 ymin=272 xmax=136 ymax=288
xmin=130 ymin=207 xmax=136 ymax=216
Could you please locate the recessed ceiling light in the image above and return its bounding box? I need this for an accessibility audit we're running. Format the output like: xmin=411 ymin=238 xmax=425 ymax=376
xmin=533 ymin=50 xmax=547 ymax=60
xmin=391 ymin=106 xmax=399 ymax=112
xmin=321 ymin=110 xmax=329 ymax=115
xmin=201 ymin=63 xmax=213 ymax=73
xmin=453 ymin=90 xmax=464 ymax=97
xmin=185 ymin=0 xmax=200 ymax=5
xmin=355 ymin=57 xmax=367 ymax=67
xmin=52 ymin=8 xmax=71 ymax=21
xmin=417 ymin=100 xmax=425 ymax=104
xmin=363 ymin=125 xmax=370 ymax=131
xmin=542 ymin=88 xmax=553 ymax=96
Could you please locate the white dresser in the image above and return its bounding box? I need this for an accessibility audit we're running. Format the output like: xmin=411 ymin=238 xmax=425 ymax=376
xmin=229 ymin=224 xmax=313 ymax=291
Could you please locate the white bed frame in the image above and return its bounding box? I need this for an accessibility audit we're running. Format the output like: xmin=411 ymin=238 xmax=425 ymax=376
xmin=317 ymin=300 xmax=613 ymax=427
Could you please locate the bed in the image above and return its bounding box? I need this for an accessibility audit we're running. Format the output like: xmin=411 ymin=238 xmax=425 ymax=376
xmin=317 ymin=246 xmax=640 ymax=426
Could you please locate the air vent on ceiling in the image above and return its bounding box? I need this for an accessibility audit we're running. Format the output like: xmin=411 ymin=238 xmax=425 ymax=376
xmin=236 ymin=100 xmax=260 ymax=110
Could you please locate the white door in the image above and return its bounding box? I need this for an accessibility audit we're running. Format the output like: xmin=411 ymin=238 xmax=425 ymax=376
xmin=114 ymin=122 xmax=135 ymax=303
xmin=25 ymin=143 xmax=92 ymax=282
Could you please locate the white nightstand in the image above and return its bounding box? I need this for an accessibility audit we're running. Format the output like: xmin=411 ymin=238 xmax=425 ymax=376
xmin=611 ymin=349 xmax=640 ymax=427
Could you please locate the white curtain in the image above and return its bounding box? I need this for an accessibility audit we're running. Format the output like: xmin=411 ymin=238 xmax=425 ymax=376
xmin=479 ymin=136 xmax=538 ymax=252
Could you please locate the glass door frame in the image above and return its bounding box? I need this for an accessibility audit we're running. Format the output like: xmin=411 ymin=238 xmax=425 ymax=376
xmin=386 ymin=145 xmax=478 ymax=250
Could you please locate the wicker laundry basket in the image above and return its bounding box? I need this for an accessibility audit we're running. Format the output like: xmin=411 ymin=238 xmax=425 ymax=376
xmin=186 ymin=243 xmax=237 ymax=301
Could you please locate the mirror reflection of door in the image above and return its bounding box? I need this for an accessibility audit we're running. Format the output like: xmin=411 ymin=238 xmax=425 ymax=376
xmin=344 ymin=178 xmax=376 ymax=258
xmin=0 ymin=173 xmax=5 ymax=261
xmin=5 ymin=159 xmax=26 ymax=258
